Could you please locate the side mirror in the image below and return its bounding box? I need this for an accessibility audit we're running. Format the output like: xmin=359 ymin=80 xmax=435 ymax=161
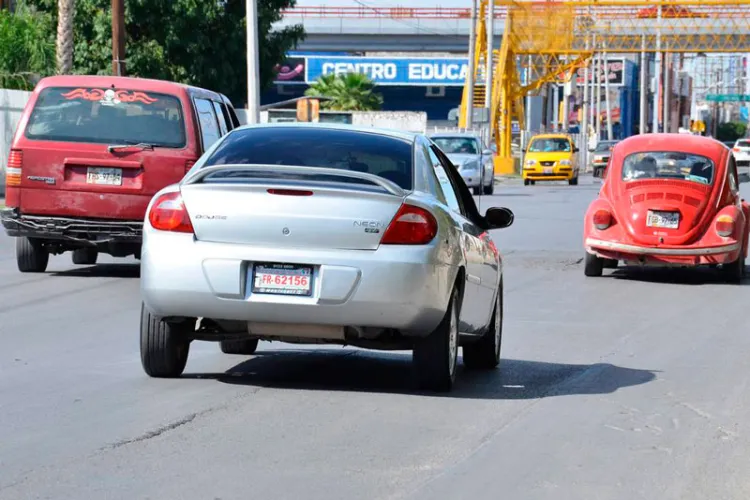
xmin=483 ymin=149 xmax=493 ymax=156
xmin=573 ymin=147 xmax=580 ymax=153
xmin=485 ymin=207 xmax=514 ymax=229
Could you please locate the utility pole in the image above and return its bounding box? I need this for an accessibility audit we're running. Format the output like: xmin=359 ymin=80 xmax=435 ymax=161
xmin=653 ymin=4 xmax=662 ymax=133
xmin=603 ymin=41 xmax=613 ymax=140
xmin=664 ymin=52 xmax=671 ymax=132
xmin=246 ymin=0 xmax=261 ymax=124
xmin=466 ymin=0 xmax=478 ymax=129
xmin=111 ymin=0 xmax=125 ymax=76
xmin=639 ymin=35 xmax=647 ymax=134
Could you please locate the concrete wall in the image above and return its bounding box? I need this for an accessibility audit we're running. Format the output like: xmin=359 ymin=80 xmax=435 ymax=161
xmin=0 ymin=89 xmax=32 ymax=195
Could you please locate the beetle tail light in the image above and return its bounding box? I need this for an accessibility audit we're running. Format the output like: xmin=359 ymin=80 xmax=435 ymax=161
xmin=592 ymin=209 xmax=612 ymax=230
xmin=715 ymin=214 xmax=735 ymax=238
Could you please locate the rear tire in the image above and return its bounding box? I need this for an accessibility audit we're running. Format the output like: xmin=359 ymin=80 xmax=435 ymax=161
xmin=524 ymin=179 xmax=530 ymax=186
xmin=413 ymin=286 xmax=460 ymax=392
xmin=72 ymin=248 xmax=98 ymax=265
xmin=569 ymin=176 xmax=579 ymax=186
xmin=472 ymin=186 xmax=481 ymax=195
xmin=16 ymin=237 xmax=49 ymax=273
xmin=220 ymin=339 xmax=259 ymax=355
xmin=483 ymin=179 xmax=495 ymax=195
xmin=463 ymin=281 xmax=502 ymax=370
xmin=722 ymin=255 xmax=745 ymax=283
xmin=140 ymin=303 xmax=190 ymax=378
xmin=584 ymin=252 xmax=604 ymax=277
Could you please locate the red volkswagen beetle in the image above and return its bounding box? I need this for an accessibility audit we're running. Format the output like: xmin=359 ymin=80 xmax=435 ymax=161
xmin=583 ymin=134 xmax=750 ymax=281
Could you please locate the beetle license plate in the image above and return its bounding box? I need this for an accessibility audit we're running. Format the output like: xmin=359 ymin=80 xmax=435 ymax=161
xmin=86 ymin=167 xmax=122 ymax=186
xmin=252 ymin=263 xmax=313 ymax=296
xmin=647 ymin=210 xmax=680 ymax=229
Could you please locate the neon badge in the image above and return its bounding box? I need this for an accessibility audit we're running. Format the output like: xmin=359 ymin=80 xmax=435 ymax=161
xmin=61 ymin=88 xmax=159 ymax=106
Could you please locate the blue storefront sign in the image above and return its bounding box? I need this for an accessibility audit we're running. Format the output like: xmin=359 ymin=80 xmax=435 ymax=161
xmin=277 ymin=56 xmax=471 ymax=86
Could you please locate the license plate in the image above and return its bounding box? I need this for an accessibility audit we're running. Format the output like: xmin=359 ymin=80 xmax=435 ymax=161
xmin=86 ymin=167 xmax=122 ymax=186
xmin=252 ymin=263 xmax=313 ymax=296
xmin=543 ymin=167 xmax=553 ymax=174
xmin=647 ymin=210 xmax=680 ymax=229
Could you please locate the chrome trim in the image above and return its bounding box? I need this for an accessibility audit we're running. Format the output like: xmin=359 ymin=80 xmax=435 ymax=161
xmin=586 ymin=238 xmax=740 ymax=256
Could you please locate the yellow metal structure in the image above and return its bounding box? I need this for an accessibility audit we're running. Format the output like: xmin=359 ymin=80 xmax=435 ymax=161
xmin=460 ymin=0 xmax=750 ymax=175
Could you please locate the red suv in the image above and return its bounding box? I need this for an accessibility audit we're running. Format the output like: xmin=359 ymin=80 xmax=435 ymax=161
xmin=2 ymin=75 xmax=240 ymax=272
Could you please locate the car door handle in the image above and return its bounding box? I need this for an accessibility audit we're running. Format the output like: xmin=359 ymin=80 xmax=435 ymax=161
xmin=467 ymin=274 xmax=481 ymax=285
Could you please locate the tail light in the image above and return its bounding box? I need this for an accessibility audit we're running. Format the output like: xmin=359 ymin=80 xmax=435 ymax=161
xmin=381 ymin=204 xmax=438 ymax=245
xmin=715 ymin=214 xmax=735 ymax=237
xmin=733 ymin=147 xmax=741 ymax=153
xmin=6 ymin=149 xmax=22 ymax=186
xmin=592 ymin=209 xmax=612 ymax=230
xmin=148 ymin=192 xmax=194 ymax=233
xmin=185 ymin=159 xmax=196 ymax=174
xmin=267 ymin=188 xmax=313 ymax=196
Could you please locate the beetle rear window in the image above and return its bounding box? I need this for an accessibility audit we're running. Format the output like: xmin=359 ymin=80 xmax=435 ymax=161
xmin=24 ymin=87 xmax=186 ymax=148
xmin=622 ymin=151 xmax=715 ymax=185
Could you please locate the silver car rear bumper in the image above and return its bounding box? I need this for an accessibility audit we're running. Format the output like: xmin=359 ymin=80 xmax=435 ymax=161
xmin=141 ymin=232 xmax=454 ymax=336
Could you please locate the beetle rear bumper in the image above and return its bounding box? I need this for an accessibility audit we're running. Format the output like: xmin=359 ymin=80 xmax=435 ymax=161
xmin=585 ymin=237 xmax=742 ymax=265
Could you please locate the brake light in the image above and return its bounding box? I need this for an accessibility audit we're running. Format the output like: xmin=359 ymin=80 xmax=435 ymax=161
xmin=148 ymin=192 xmax=194 ymax=233
xmin=381 ymin=204 xmax=438 ymax=245
xmin=593 ymin=209 xmax=612 ymax=230
xmin=733 ymin=147 xmax=741 ymax=152
xmin=715 ymin=214 xmax=735 ymax=237
xmin=267 ymin=188 xmax=313 ymax=196
xmin=6 ymin=149 xmax=22 ymax=186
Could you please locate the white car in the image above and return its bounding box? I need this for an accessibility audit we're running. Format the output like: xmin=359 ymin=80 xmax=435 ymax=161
xmin=429 ymin=133 xmax=495 ymax=195
xmin=733 ymin=139 xmax=750 ymax=175
xmin=139 ymin=123 xmax=515 ymax=392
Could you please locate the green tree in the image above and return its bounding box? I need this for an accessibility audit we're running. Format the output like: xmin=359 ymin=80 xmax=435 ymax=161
xmin=0 ymin=2 xmax=55 ymax=90
xmin=26 ymin=0 xmax=304 ymax=104
xmin=305 ymin=72 xmax=384 ymax=111
xmin=716 ymin=121 xmax=748 ymax=143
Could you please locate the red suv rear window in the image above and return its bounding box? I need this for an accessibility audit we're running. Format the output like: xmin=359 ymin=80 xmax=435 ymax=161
xmin=24 ymin=87 xmax=186 ymax=148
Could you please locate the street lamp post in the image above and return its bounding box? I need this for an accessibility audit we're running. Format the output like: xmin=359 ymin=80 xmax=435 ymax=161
xmin=246 ymin=0 xmax=261 ymax=124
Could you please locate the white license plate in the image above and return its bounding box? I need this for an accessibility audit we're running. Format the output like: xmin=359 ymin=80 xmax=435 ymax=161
xmin=543 ymin=167 xmax=553 ymax=174
xmin=647 ymin=210 xmax=680 ymax=229
xmin=86 ymin=167 xmax=122 ymax=186
xmin=252 ymin=264 xmax=313 ymax=296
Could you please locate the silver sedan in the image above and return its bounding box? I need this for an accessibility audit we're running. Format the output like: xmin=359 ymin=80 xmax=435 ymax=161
xmin=429 ymin=133 xmax=495 ymax=196
xmin=140 ymin=123 xmax=514 ymax=392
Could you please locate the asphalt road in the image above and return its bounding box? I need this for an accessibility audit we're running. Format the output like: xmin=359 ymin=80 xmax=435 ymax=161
xmin=2 ymin=175 xmax=750 ymax=500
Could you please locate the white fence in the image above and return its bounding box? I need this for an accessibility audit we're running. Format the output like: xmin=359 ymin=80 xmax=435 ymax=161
xmin=0 ymin=89 xmax=32 ymax=194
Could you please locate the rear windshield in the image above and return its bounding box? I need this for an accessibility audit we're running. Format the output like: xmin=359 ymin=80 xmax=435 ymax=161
xmin=203 ymin=127 xmax=414 ymax=190
xmin=528 ymin=137 xmax=571 ymax=152
xmin=25 ymin=87 xmax=186 ymax=148
xmin=622 ymin=151 xmax=715 ymax=185
xmin=432 ymin=137 xmax=479 ymax=155
xmin=737 ymin=140 xmax=750 ymax=148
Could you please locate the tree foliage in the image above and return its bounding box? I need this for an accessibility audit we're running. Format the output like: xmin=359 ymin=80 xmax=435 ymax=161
xmin=716 ymin=121 xmax=748 ymax=143
xmin=0 ymin=2 xmax=55 ymax=90
xmin=304 ymin=72 xmax=384 ymax=111
xmin=24 ymin=0 xmax=304 ymax=104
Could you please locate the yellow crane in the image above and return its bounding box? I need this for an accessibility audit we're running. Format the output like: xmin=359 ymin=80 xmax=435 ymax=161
xmin=459 ymin=0 xmax=750 ymax=174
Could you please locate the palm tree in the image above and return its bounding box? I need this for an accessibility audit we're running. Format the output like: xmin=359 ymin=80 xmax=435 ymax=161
xmin=305 ymin=72 xmax=384 ymax=112
xmin=55 ymin=0 xmax=74 ymax=74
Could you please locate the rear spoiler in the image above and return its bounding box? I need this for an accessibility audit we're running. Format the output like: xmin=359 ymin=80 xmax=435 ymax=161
xmin=181 ymin=164 xmax=407 ymax=197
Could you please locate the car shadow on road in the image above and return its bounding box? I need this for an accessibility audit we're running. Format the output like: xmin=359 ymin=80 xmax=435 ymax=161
xmin=608 ymin=265 xmax=748 ymax=286
xmin=50 ymin=263 xmax=140 ymax=278
xmin=185 ymin=349 xmax=657 ymax=399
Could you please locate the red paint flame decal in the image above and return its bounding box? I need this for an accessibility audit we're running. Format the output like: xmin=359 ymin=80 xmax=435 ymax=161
xmin=60 ymin=88 xmax=159 ymax=105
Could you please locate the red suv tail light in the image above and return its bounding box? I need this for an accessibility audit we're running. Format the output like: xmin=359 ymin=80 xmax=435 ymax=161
xmin=715 ymin=214 xmax=735 ymax=237
xmin=185 ymin=159 xmax=196 ymax=174
xmin=592 ymin=209 xmax=612 ymax=230
xmin=148 ymin=192 xmax=194 ymax=233
xmin=6 ymin=149 xmax=22 ymax=186
xmin=381 ymin=204 xmax=438 ymax=245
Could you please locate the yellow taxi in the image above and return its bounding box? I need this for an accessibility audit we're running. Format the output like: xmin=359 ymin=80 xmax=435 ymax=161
xmin=522 ymin=133 xmax=580 ymax=186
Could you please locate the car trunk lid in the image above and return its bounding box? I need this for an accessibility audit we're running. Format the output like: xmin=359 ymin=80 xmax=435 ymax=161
xmin=615 ymin=179 xmax=714 ymax=246
xmin=179 ymin=165 xmax=408 ymax=251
